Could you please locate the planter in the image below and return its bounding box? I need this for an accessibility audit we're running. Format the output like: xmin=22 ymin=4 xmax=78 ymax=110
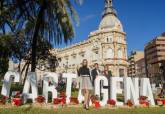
xmin=92 ymin=101 xmax=101 ymax=108
xmin=35 ymin=96 xmax=45 ymax=103
xmin=107 ymin=99 xmax=116 ymax=106
xmin=53 ymin=98 xmax=66 ymax=105
xmin=69 ymin=97 xmax=79 ymax=105
xmin=12 ymin=98 xmax=22 ymax=106
xmin=126 ymin=100 xmax=133 ymax=107
xmin=156 ymin=99 xmax=165 ymax=107
xmin=139 ymin=101 xmax=149 ymax=107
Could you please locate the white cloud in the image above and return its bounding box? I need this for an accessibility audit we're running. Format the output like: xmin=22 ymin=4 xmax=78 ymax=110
xmin=81 ymin=14 xmax=97 ymax=22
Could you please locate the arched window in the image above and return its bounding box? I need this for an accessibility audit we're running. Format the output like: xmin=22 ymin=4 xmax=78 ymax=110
xmin=125 ymin=48 xmax=128 ymax=59
xmin=106 ymin=48 xmax=114 ymax=58
xmin=107 ymin=36 xmax=113 ymax=43
xmin=118 ymin=37 xmax=122 ymax=43
xmin=118 ymin=49 xmax=123 ymax=58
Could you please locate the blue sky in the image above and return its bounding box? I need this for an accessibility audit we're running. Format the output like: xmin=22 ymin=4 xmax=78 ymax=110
xmin=57 ymin=0 xmax=165 ymax=55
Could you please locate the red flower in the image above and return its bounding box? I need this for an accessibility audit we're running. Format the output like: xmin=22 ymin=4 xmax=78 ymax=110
xmin=126 ymin=100 xmax=133 ymax=107
xmin=70 ymin=97 xmax=79 ymax=104
xmin=139 ymin=96 xmax=148 ymax=101
xmin=12 ymin=98 xmax=22 ymax=106
xmin=139 ymin=101 xmax=149 ymax=106
xmin=107 ymin=99 xmax=116 ymax=105
xmin=90 ymin=95 xmax=99 ymax=104
xmin=35 ymin=96 xmax=45 ymax=103
xmin=156 ymin=99 xmax=165 ymax=105
xmin=93 ymin=101 xmax=101 ymax=108
xmin=139 ymin=96 xmax=150 ymax=106
xmin=53 ymin=92 xmax=66 ymax=105
xmin=0 ymin=96 xmax=8 ymax=104
xmin=61 ymin=97 xmax=66 ymax=105
xmin=53 ymin=98 xmax=60 ymax=104
xmin=53 ymin=97 xmax=66 ymax=105
xmin=162 ymin=100 xmax=165 ymax=105
xmin=2 ymin=96 xmax=8 ymax=100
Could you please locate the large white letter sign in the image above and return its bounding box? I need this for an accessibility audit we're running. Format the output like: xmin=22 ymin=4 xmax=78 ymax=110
xmin=1 ymin=71 xmax=20 ymax=97
xmin=22 ymin=72 xmax=38 ymax=103
xmin=43 ymin=72 xmax=58 ymax=103
xmin=110 ymin=77 xmax=123 ymax=106
xmin=78 ymin=88 xmax=84 ymax=103
xmin=140 ymin=78 xmax=155 ymax=105
xmin=77 ymin=76 xmax=84 ymax=103
xmin=63 ymin=73 xmax=77 ymax=104
xmin=124 ymin=77 xmax=139 ymax=105
xmin=95 ymin=76 xmax=108 ymax=106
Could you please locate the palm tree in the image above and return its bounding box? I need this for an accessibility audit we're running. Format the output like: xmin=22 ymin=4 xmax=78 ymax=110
xmin=0 ymin=35 xmax=12 ymax=79
xmin=0 ymin=0 xmax=82 ymax=72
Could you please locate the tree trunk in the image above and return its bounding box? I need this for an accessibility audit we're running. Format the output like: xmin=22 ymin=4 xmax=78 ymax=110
xmin=31 ymin=3 xmax=45 ymax=72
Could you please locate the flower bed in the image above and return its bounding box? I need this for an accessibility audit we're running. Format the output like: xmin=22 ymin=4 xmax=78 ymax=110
xmin=12 ymin=98 xmax=22 ymax=106
xmin=92 ymin=101 xmax=101 ymax=108
xmin=11 ymin=91 xmax=22 ymax=106
xmin=126 ymin=100 xmax=133 ymax=107
xmin=0 ymin=96 xmax=8 ymax=105
xmin=91 ymin=95 xmax=101 ymax=108
xmin=53 ymin=91 xmax=66 ymax=106
xmin=35 ymin=96 xmax=45 ymax=103
xmin=107 ymin=99 xmax=116 ymax=106
xmin=139 ymin=96 xmax=150 ymax=107
xmin=156 ymin=99 xmax=165 ymax=107
xmin=53 ymin=97 xmax=66 ymax=105
xmin=70 ymin=97 xmax=79 ymax=105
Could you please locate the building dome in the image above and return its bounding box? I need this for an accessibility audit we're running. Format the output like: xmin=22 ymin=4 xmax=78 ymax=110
xmin=99 ymin=0 xmax=123 ymax=32
xmin=99 ymin=14 xmax=123 ymax=31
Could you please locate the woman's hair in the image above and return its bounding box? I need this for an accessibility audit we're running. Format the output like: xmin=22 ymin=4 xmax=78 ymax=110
xmin=82 ymin=59 xmax=87 ymax=63
xmin=82 ymin=59 xmax=88 ymax=66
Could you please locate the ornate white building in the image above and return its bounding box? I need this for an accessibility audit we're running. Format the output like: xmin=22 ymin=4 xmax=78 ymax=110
xmin=52 ymin=0 xmax=128 ymax=76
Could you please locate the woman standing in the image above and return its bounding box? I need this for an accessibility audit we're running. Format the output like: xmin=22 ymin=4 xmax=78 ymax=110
xmin=78 ymin=59 xmax=93 ymax=110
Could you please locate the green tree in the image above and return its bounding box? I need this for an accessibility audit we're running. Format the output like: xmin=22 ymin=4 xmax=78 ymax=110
xmin=0 ymin=0 xmax=81 ymax=72
xmin=0 ymin=35 xmax=12 ymax=78
xmin=0 ymin=31 xmax=58 ymax=82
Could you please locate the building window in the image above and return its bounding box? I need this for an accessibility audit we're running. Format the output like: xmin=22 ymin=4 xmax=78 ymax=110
xmin=119 ymin=69 xmax=124 ymax=77
xmin=118 ymin=37 xmax=122 ymax=43
xmin=82 ymin=54 xmax=85 ymax=57
xmin=79 ymin=51 xmax=85 ymax=57
xmin=124 ymin=48 xmax=127 ymax=59
xmin=107 ymin=36 xmax=113 ymax=43
xmin=106 ymin=48 xmax=114 ymax=58
xmin=93 ymin=51 xmax=99 ymax=60
xmin=118 ymin=49 xmax=123 ymax=58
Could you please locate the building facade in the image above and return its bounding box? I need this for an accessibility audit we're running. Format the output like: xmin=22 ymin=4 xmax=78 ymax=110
xmin=145 ymin=32 xmax=165 ymax=83
xmin=127 ymin=51 xmax=146 ymax=77
xmin=52 ymin=0 xmax=128 ymax=76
